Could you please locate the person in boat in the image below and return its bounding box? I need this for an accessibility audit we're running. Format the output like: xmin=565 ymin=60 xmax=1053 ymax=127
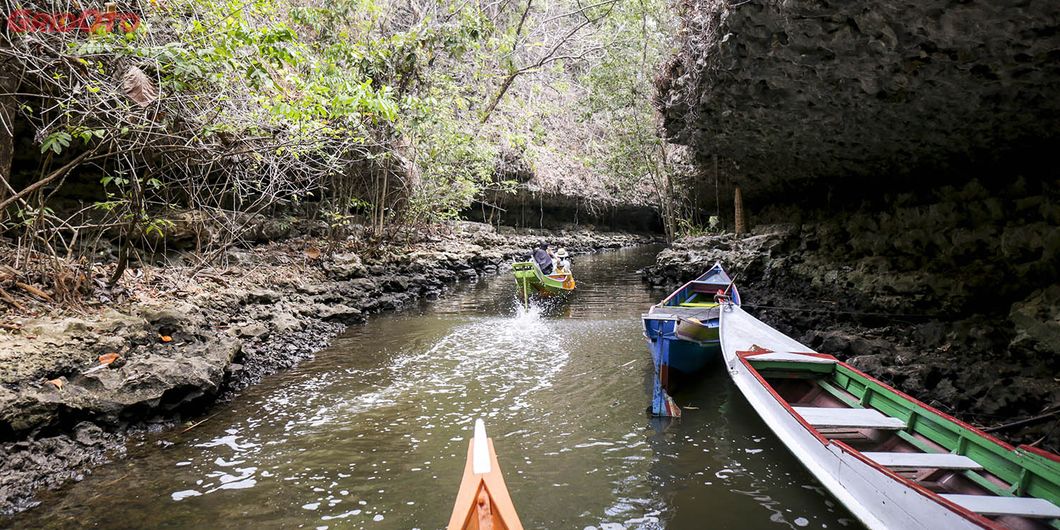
xmin=554 ymin=247 xmax=571 ymax=274
xmin=532 ymin=243 xmax=554 ymax=274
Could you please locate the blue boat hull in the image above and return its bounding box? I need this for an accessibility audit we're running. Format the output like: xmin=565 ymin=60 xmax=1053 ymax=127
xmin=643 ymin=261 xmax=740 ymax=417
xmin=643 ymin=317 xmax=721 ymax=416
xmin=644 ymin=318 xmax=719 ymax=372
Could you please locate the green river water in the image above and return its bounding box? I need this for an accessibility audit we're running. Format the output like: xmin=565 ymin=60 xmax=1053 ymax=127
xmin=11 ymin=246 xmax=860 ymax=529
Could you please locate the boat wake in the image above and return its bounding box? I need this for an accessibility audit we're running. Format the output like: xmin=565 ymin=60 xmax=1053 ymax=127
xmin=163 ymin=305 xmax=570 ymax=518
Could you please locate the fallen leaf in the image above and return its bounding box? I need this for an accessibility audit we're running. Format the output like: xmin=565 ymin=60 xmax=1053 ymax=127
xmin=305 ymin=247 xmax=321 ymax=260
xmin=48 ymin=378 xmax=65 ymax=391
xmin=122 ymin=66 xmax=159 ymax=107
xmin=98 ymin=353 xmax=120 ymax=365
xmin=160 ymin=334 xmax=173 ymax=342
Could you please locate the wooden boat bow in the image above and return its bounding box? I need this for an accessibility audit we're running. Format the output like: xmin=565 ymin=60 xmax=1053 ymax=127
xmin=447 ymin=419 xmax=524 ymax=530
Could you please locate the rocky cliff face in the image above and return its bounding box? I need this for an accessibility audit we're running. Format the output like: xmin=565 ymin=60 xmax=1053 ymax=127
xmin=465 ymin=188 xmax=664 ymax=233
xmin=656 ymin=0 xmax=1060 ymax=200
xmin=652 ymin=1 xmax=1059 ymax=447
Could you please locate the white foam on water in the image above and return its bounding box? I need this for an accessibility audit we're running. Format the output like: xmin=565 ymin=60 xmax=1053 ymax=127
xmin=170 ymin=490 xmax=202 ymax=502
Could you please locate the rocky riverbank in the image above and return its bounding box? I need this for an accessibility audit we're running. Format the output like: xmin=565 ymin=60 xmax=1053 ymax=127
xmin=0 ymin=222 xmax=653 ymax=515
xmin=643 ymin=225 xmax=1059 ymax=452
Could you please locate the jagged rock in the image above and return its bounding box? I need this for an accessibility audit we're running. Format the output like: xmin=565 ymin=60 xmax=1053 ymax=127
xmin=0 ymin=337 xmax=240 ymax=435
xmin=246 ymin=289 xmax=282 ymax=304
xmin=323 ymin=252 xmax=367 ymax=280
xmin=1008 ymin=286 xmax=1060 ymax=362
xmin=0 ymin=421 xmax=124 ymax=515
xmin=382 ymin=276 xmax=410 ymax=293
xmin=237 ymin=322 xmax=269 ymax=338
xmin=313 ymin=304 xmax=363 ymax=323
xmin=270 ymin=312 xmax=303 ymax=334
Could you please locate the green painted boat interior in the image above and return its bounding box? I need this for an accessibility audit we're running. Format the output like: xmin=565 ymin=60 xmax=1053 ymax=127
xmin=511 ymin=261 xmax=573 ymax=292
xmin=749 ymin=357 xmax=1060 ymax=527
xmin=677 ymin=292 xmax=717 ymax=307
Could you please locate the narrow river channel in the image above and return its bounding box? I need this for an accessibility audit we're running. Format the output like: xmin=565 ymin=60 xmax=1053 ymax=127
xmin=14 ymin=246 xmax=860 ymax=529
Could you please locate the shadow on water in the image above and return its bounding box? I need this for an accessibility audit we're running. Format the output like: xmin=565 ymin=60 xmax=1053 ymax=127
xmin=12 ymin=246 xmax=861 ymax=530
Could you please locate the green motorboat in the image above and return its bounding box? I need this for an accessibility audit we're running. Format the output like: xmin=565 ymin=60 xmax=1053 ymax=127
xmin=511 ymin=260 xmax=575 ymax=304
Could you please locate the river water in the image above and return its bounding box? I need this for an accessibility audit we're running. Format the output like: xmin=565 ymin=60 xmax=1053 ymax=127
xmin=13 ymin=246 xmax=860 ymax=530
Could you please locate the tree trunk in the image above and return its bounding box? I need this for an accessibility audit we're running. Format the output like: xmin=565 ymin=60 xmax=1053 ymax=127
xmin=734 ymin=185 xmax=746 ymax=235
xmin=0 ymin=63 xmax=17 ymax=223
xmin=712 ymin=154 xmax=720 ymax=218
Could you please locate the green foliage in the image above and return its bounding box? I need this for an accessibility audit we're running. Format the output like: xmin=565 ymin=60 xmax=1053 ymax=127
xmin=675 ymin=217 xmax=721 ymax=238
xmin=581 ymin=0 xmax=673 ymax=185
xmin=403 ymin=83 xmax=501 ymax=223
xmin=40 ymin=132 xmax=72 ymax=155
xmin=10 ymin=0 xmax=683 ymax=256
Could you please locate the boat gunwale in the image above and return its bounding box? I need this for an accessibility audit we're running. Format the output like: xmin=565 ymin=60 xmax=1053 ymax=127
xmin=737 ymin=349 xmax=1060 ymax=528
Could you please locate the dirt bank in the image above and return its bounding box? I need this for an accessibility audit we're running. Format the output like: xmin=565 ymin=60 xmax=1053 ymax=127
xmin=0 ymin=222 xmax=654 ymax=515
xmin=642 ymin=226 xmax=1059 ymax=452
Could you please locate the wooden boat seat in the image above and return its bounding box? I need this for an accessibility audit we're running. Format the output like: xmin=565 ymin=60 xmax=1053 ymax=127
xmin=679 ymin=301 xmax=718 ymax=308
xmin=938 ymin=494 xmax=1060 ymax=519
xmin=793 ymin=407 xmax=907 ymax=430
xmin=862 ymin=452 xmax=983 ymax=470
xmin=647 ymin=306 xmax=720 ymax=321
xmin=748 ymin=352 xmax=836 ymax=364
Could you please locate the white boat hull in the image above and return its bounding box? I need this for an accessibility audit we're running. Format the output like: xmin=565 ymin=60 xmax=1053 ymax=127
xmin=719 ymin=306 xmax=985 ymax=530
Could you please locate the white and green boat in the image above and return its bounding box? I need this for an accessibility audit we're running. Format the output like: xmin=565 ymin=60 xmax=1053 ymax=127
xmin=721 ymin=305 xmax=1060 ymax=530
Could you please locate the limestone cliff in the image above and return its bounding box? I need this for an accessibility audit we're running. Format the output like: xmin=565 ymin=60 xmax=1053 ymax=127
xmin=656 ymin=0 xmax=1060 ymax=200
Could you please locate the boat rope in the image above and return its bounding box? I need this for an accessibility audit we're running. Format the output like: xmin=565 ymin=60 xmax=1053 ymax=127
xmin=738 ymin=303 xmax=941 ymax=320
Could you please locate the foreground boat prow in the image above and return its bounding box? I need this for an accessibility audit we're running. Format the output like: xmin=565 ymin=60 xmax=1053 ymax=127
xmin=720 ymin=305 xmax=1060 ymax=530
xmin=447 ymin=419 xmax=524 ymax=530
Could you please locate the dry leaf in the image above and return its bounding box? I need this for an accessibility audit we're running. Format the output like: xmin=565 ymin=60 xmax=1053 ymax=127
xmin=305 ymin=247 xmax=321 ymax=260
xmin=160 ymin=334 xmax=173 ymax=343
xmin=122 ymin=66 xmax=158 ymax=107
xmin=47 ymin=378 xmax=65 ymax=391
xmin=98 ymin=353 xmax=120 ymax=365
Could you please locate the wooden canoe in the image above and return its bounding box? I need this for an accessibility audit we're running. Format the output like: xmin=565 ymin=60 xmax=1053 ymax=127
xmin=719 ymin=305 xmax=1060 ymax=530
xmin=447 ymin=419 xmax=524 ymax=530
xmin=642 ymin=261 xmax=741 ymax=416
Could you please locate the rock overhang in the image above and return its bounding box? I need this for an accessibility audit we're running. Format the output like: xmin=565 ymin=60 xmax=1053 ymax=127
xmin=656 ymin=0 xmax=1060 ymax=202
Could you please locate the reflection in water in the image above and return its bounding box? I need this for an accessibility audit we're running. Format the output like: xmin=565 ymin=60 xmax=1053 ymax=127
xmin=13 ymin=246 xmax=861 ymax=530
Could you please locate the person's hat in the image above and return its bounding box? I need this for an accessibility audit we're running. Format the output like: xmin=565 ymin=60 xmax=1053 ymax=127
xmin=555 ymin=248 xmax=569 ymax=258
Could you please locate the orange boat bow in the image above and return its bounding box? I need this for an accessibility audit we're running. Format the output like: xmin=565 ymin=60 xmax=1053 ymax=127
xmin=447 ymin=420 xmax=524 ymax=530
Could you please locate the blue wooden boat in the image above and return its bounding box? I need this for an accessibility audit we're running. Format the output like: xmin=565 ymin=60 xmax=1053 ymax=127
xmin=642 ymin=262 xmax=742 ymax=416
